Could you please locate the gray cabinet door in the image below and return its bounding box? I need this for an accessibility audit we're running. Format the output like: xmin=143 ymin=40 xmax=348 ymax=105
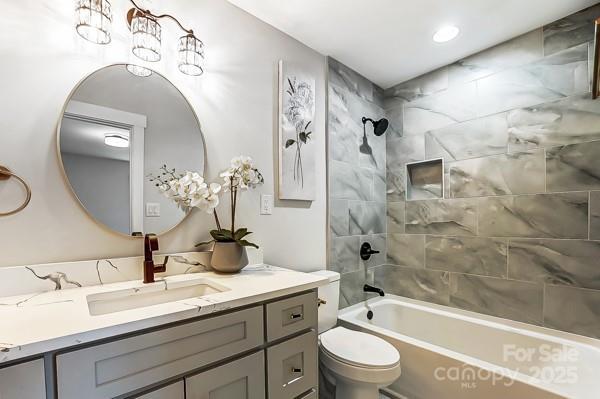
xmin=185 ymin=351 xmax=265 ymax=399
xmin=56 ymin=306 xmax=264 ymax=399
xmin=134 ymin=381 xmax=184 ymax=399
xmin=0 ymin=359 xmax=46 ymax=399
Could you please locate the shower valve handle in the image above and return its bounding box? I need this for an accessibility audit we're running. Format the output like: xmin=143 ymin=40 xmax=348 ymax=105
xmin=360 ymin=242 xmax=380 ymax=260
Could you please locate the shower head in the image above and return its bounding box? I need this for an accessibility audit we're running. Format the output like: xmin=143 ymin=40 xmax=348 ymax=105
xmin=362 ymin=117 xmax=389 ymax=136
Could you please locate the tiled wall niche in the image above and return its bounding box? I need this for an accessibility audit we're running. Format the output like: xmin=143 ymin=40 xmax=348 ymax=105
xmin=381 ymin=4 xmax=600 ymax=339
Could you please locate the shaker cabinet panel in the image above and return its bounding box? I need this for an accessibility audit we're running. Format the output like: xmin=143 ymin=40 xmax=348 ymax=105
xmin=56 ymin=306 xmax=264 ymax=399
xmin=185 ymin=351 xmax=265 ymax=399
xmin=0 ymin=359 xmax=46 ymax=399
xmin=133 ymin=381 xmax=184 ymax=399
xmin=265 ymin=291 xmax=317 ymax=342
xmin=266 ymin=330 xmax=318 ymax=399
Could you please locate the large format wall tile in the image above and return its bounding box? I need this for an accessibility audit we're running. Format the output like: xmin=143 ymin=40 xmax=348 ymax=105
xmin=478 ymin=192 xmax=589 ymax=239
xmin=330 ymin=236 xmax=359 ymax=274
xmin=328 ymin=85 xmax=361 ymax=165
xmin=449 ymin=150 xmax=545 ymax=198
xmin=406 ymin=199 xmax=478 ymax=236
xmin=330 ymin=160 xmax=373 ymax=201
xmin=387 ymin=135 xmax=425 ymax=170
xmin=403 ymin=82 xmax=478 ymax=135
xmin=449 ymin=274 xmax=543 ymax=324
xmin=374 ymin=265 xmax=450 ymax=305
xmin=330 ymin=199 xmax=349 ymax=237
xmin=387 ymin=201 xmax=405 ymax=233
xmin=426 ymin=236 xmax=507 ymax=277
xmin=385 ymin=103 xmax=404 ymax=140
xmin=448 ymin=29 xmax=543 ymax=86
xmin=508 ymin=239 xmax=600 ymax=289
xmin=508 ymin=94 xmax=600 ymax=151
xmin=340 ymin=269 xmax=373 ymax=308
xmin=546 ymin=140 xmax=600 ymax=192
xmin=591 ymin=191 xmax=600 ymax=240
xmin=361 ymin=234 xmax=387 ymax=269
xmin=387 ymin=165 xmax=406 ymax=202
xmin=349 ymin=201 xmax=385 ymax=235
xmin=477 ymin=44 xmax=589 ymax=117
xmin=384 ymin=67 xmax=448 ymax=105
xmin=544 ymin=285 xmax=600 ymax=338
xmin=328 ymin=57 xmax=383 ymax=105
xmin=543 ymin=4 xmax=599 ymax=56
xmin=373 ymin=171 xmax=387 ymax=203
xmin=387 ymin=234 xmax=425 ymax=268
xmin=425 ymin=113 xmax=508 ymax=162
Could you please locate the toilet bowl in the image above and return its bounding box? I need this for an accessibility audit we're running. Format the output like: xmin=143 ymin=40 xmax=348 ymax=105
xmin=311 ymin=271 xmax=401 ymax=399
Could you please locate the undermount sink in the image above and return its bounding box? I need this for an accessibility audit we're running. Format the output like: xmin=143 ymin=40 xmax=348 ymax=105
xmin=87 ymin=278 xmax=229 ymax=316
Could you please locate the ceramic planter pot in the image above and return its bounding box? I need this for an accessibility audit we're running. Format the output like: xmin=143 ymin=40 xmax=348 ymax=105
xmin=211 ymin=242 xmax=248 ymax=273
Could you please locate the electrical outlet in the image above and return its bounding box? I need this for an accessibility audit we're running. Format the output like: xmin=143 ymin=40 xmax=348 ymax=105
xmin=146 ymin=202 xmax=160 ymax=217
xmin=260 ymin=194 xmax=273 ymax=215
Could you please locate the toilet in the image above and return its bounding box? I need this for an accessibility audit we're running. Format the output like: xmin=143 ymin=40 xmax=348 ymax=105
xmin=311 ymin=271 xmax=401 ymax=399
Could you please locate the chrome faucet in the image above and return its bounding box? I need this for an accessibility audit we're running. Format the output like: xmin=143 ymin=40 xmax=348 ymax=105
xmin=143 ymin=233 xmax=169 ymax=284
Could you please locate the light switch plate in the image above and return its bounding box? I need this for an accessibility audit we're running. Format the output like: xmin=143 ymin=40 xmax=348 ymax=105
xmin=260 ymin=194 xmax=273 ymax=215
xmin=146 ymin=202 xmax=160 ymax=217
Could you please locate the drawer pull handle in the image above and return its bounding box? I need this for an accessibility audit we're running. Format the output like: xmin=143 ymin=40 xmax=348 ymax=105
xmin=290 ymin=313 xmax=303 ymax=320
xmin=317 ymin=298 xmax=327 ymax=307
xmin=291 ymin=367 xmax=303 ymax=373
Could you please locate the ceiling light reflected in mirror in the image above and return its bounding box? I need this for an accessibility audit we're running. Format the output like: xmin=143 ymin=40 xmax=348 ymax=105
xmin=104 ymin=133 xmax=130 ymax=148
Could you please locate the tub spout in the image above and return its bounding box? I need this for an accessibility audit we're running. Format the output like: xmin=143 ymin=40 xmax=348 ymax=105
xmin=364 ymin=284 xmax=384 ymax=296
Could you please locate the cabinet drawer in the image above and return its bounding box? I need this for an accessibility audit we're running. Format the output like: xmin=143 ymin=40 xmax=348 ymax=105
xmin=56 ymin=306 xmax=264 ymax=399
xmin=133 ymin=381 xmax=184 ymax=399
xmin=266 ymin=291 xmax=317 ymax=341
xmin=0 ymin=359 xmax=46 ymax=399
xmin=186 ymin=351 xmax=265 ymax=399
xmin=266 ymin=330 xmax=318 ymax=399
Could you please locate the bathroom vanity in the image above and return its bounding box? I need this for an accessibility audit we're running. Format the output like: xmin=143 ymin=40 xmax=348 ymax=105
xmin=0 ymin=254 xmax=327 ymax=399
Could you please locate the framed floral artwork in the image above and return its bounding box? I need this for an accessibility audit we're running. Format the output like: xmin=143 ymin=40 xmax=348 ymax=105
xmin=278 ymin=60 xmax=316 ymax=200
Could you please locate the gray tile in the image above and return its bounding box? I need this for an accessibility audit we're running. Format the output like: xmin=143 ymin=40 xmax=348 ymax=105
xmin=448 ymin=29 xmax=543 ymax=85
xmin=374 ymin=265 xmax=449 ymax=305
xmin=330 ymin=160 xmax=373 ymax=201
xmin=404 ymin=82 xmax=478 ymax=135
xmin=477 ymin=44 xmax=589 ymax=117
xmin=450 ymin=274 xmax=543 ymax=324
xmin=387 ymin=201 xmax=405 ymax=234
xmin=339 ymin=268 xmax=373 ymax=309
xmin=425 ymin=113 xmax=509 ymax=162
xmin=591 ymin=191 xmax=600 ymax=240
xmin=373 ymin=171 xmax=387 ymax=203
xmin=360 ymin=234 xmax=387 ymax=269
xmin=478 ymin=192 xmax=589 ymax=239
xmin=508 ymin=94 xmax=600 ymax=152
xmin=330 ymin=199 xmax=349 ymax=237
xmin=426 ymin=236 xmax=507 ymax=277
xmin=544 ymin=285 xmax=600 ymax=339
xmin=329 ymin=236 xmax=360 ymax=274
xmin=385 ymin=102 xmax=404 ymax=140
xmin=328 ymin=85 xmax=361 ymax=165
xmin=386 ymin=234 xmax=425 ymax=268
xmin=543 ymin=4 xmax=600 ymax=56
xmin=328 ymin=57 xmax=383 ymax=105
xmin=406 ymin=198 xmax=478 ymax=236
xmin=508 ymin=239 xmax=600 ymax=289
xmin=349 ymin=201 xmax=385 ymax=235
xmin=387 ymin=165 xmax=406 ymax=202
xmin=449 ymin=150 xmax=545 ymax=198
xmin=387 ymin=136 xmax=425 ymax=172
xmin=384 ymin=67 xmax=448 ymax=105
xmin=546 ymin=140 xmax=600 ymax=192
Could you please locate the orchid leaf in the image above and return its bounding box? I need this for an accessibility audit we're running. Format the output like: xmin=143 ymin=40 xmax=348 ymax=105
xmin=238 ymin=239 xmax=259 ymax=249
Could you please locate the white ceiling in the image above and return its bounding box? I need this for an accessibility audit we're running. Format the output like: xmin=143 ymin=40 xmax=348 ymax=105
xmin=227 ymin=0 xmax=598 ymax=88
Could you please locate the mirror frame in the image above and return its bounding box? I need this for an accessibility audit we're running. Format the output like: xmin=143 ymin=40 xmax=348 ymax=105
xmin=56 ymin=64 xmax=207 ymax=238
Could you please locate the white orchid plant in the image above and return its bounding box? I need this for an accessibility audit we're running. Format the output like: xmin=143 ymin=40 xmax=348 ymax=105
xmin=148 ymin=156 xmax=264 ymax=248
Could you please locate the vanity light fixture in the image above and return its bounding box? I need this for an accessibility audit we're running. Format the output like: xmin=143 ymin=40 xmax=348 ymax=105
xmin=131 ymin=12 xmax=162 ymax=62
xmin=104 ymin=133 xmax=129 ymax=148
xmin=75 ymin=0 xmax=113 ymax=44
xmin=126 ymin=64 xmax=153 ymax=77
xmin=433 ymin=25 xmax=459 ymax=43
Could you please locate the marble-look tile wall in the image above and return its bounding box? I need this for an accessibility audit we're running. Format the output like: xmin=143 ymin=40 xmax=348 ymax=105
xmin=327 ymin=58 xmax=387 ymax=308
xmin=379 ymin=4 xmax=600 ymax=339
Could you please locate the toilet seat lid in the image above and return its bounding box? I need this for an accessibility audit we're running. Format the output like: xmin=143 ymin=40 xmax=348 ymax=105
xmin=320 ymin=327 xmax=400 ymax=368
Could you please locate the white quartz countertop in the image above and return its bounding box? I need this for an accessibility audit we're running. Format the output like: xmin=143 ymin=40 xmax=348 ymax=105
xmin=0 ymin=264 xmax=327 ymax=364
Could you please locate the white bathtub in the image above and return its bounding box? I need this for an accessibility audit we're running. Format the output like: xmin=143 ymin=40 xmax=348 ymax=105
xmin=338 ymin=295 xmax=600 ymax=399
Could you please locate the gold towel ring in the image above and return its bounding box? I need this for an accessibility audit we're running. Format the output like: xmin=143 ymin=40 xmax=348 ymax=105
xmin=0 ymin=166 xmax=32 ymax=216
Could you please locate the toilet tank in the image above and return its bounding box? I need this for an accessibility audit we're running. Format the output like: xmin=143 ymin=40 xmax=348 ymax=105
xmin=311 ymin=271 xmax=340 ymax=333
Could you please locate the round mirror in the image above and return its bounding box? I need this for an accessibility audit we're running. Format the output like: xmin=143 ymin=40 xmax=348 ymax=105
xmin=58 ymin=65 xmax=205 ymax=236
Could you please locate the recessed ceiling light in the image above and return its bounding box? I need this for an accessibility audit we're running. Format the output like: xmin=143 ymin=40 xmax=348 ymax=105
xmin=104 ymin=133 xmax=129 ymax=148
xmin=433 ymin=25 xmax=459 ymax=43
